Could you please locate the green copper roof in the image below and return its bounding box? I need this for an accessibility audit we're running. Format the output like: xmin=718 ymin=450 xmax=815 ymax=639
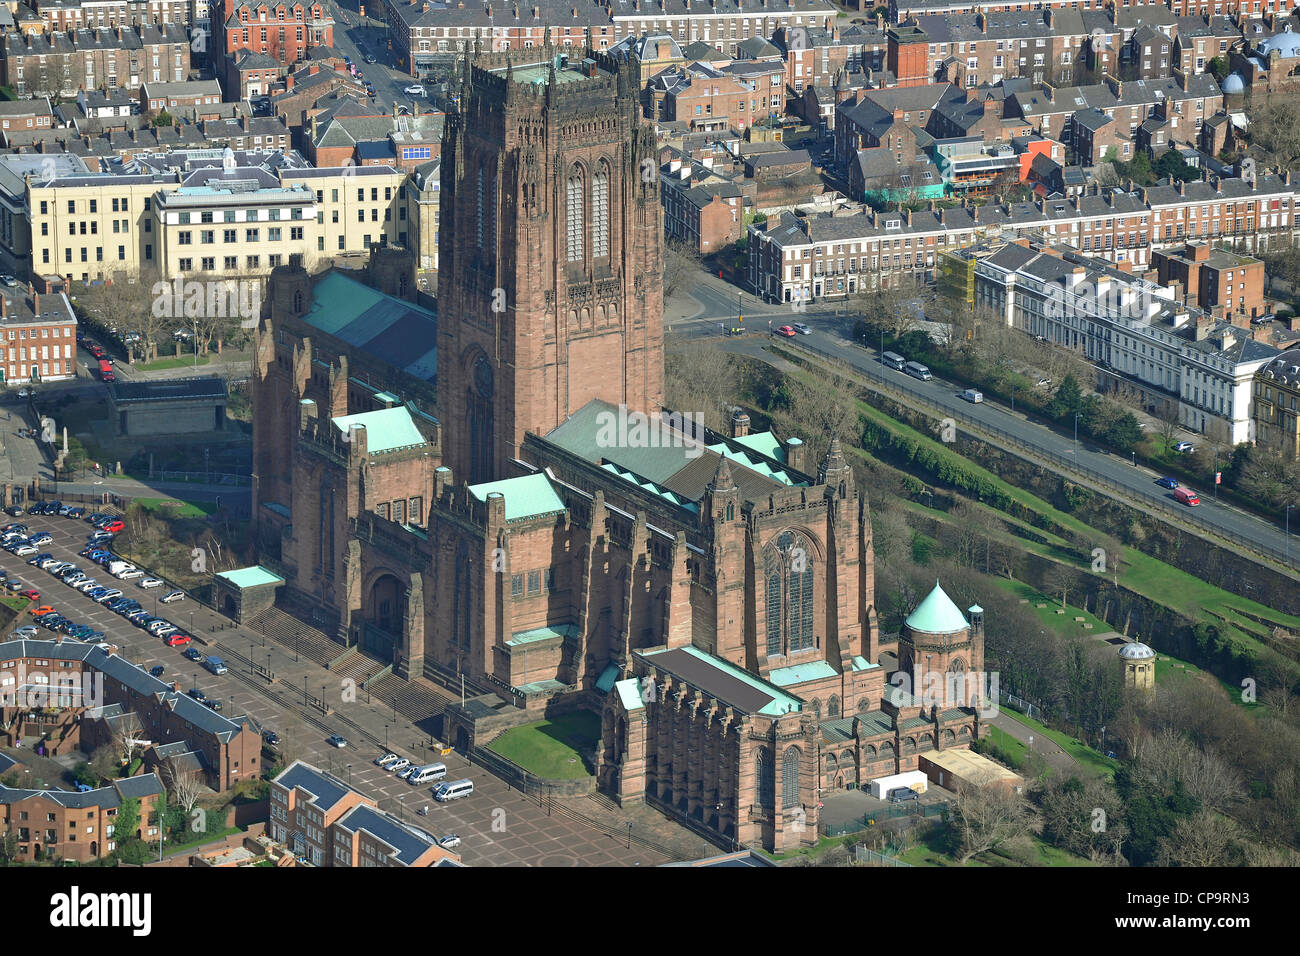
xmin=768 ymin=660 xmax=837 ymax=687
xmin=905 ymin=581 xmax=970 ymax=634
xmin=215 ymin=566 xmax=284 ymax=589
xmin=331 ymin=406 xmax=426 ymax=453
xmin=706 ymin=442 xmax=801 ymax=486
xmin=732 ymin=431 xmax=785 ymax=462
xmin=467 ymin=474 xmax=566 ymax=523
xmin=300 ymin=272 xmax=438 ymax=383
xmin=595 ymin=664 xmax=620 ymax=694
xmin=851 ymin=656 xmax=879 ymax=672
xmin=506 ymin=623 xmax=579 ymax=647
xmin=615 ymin=677 xmax=645 ymax=712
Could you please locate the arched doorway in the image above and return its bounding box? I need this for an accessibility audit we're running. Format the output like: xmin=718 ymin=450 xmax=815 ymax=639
xmin=221 ymin=594 xmax=237 ymax=618
xmin=363 ymin=573 xmax=405 ymax=659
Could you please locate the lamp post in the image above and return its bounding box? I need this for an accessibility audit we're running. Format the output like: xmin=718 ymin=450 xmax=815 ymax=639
xmin=385 ymin=723 xmax=390 ymax=750
xmin=302 ymin=675 xmax=308 ymax=706
xmin=1074 ymin=412 xmax=1079 ymax=456
xmin=347 ymin=764 xmax=352 ymax=787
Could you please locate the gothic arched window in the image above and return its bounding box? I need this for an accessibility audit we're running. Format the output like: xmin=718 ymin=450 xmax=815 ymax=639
xmin=566 ymin=169 xmax=584 ymax=262
xmin=782 ymin=747 xmax=800 ymax=807
xmin=763 ymin=530 xmax=816 ymax=657
xmin=828 ymin=694 xmax=840 ymax=718
xmin=755 ymin=747 xmax=773 ymax=809
xmin=591 ymin=164 xmax=610 ymax=258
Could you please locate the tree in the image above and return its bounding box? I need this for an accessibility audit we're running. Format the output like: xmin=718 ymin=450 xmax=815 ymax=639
xmin=1043 ymin=561 xmax=1076 ymax=608
xmin=1045 ymin=374 xmax=1083 ymax=420
xmin=113 ymin=711 xmax=146 ymax=767
xmin=115 ymin=797 xmax=140 ymax=842
xmin=89 ymin=745 xmax=118 ymax=783
xmin=870 ymin=506 xmax=912 ymax=570
xmin=77 ymin=281 xmax=167 ymax=362
xmin=1157 ymin=810 xmax=1239 ymax=866
xmin=662 ymin=238 xmax=702 ymax=300
xmin=1154 ymin=400 xmax=1181 ymax=452
xmin=949 ymin=781 xmax=1032 ymax=864
xmin=1249 ymin=100 xmax=1300 ymax=170
xmin=1207 ymin=56 xmax=1229 ymax=82
xmin=160 ymin=756 xmax=205 ymax=816
xmin=0 ymin=827 xmax=18 ymax=863
xmin=1154 ymin=150 xmax=1197 ymax=183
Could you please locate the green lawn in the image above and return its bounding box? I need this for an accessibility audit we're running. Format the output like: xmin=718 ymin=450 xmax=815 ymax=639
xmin=137 ymin=355 xmax=210 ymax=371
xmin=984 ymin=723 xmax=1029 ymax=766
xmin=991 ymin=579 xmax=1111 ymax=637
xmin=135 ymin=497 xmax=217 ymax=518
xmin=485 ymin=712 xmax=601 ymax=780
xmin=1000 ymin=707 xmax=1120 ymax=780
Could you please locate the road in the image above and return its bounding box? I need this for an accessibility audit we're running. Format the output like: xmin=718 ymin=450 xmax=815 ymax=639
xmin=704 ymin=315 xmax=1300 ymax=574
xmin=323 ymin=0 xmax=431 ymax=109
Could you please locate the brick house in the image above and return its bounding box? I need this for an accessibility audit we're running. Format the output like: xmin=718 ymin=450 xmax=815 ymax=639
xmin=3 ymin=24 xmax=192 ymax=97
xmin=1153 ymin=241 xmax=1266 ymax=319
xmin=0 ymin=769 xmax=165 ymax=863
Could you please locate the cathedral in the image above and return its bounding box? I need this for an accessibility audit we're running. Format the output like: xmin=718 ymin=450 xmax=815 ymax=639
xmin=249 ymin=44 xmax=989 ymax=852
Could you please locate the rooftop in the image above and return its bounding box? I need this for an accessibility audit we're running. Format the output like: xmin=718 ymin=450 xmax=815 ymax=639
xmin=215 ymin=566 xmax=285 ymax=589
xmin=467 ymin=473 xmax=566 ymax=523
xmin=331 ymin=406 xmax=428 ymax=454
xmin=639 ymin=645 xmax=802 ymax=717
xmin=300 ymin=271 xmax=437 ymax=384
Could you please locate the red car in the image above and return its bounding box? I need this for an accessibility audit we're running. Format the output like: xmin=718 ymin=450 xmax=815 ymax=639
xmin=101 ymin=520 xmax=125 ymax=533
xmin=775 ymin=325 xmax=797 ymax=337
xmin=164 ymin=633 xmax=191 ymax=646
xmin=20 ymin=589 xmax=39 ymax=600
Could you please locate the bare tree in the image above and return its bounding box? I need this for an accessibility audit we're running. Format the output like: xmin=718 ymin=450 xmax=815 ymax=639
xmin=662 ymin=238 xmax=702 ymax=300
xmin=949 ymin=781 xmax=1032 ymax=864
xmin=160 ymin=756 xmax=205 ymax=815
xmin=1043 ymin=562 xmax=1076 ymax=608
xmin=78 ymin=280 xmax=168 ymax=363
xmin=112 ymin=711 xmax=146 ymax=766
xmin=1155 ymin=401 xmax=1181 ymax=451
xmin=90 ymin=744 xmax=118 ymax=782
xmin=870 ymin=506 xmax=912 ymax=570
xmin=1156 ymin=810 xmax=1239 ymax=867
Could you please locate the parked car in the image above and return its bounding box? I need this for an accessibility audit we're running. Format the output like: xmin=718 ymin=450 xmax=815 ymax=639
xmin=3 ymin=507 xmax=21 ymax=517
xmin=1156 ymin=476 xmax=1179 ymax=490
xmin=19 ymin=589 xmax=38 ymax=599
xmin=187 ymin=688 xmax=207 ymax=703
xmin=12 ymin=626 xmax=38 ymax=638
xmin=29 ymin=605 xmax=55 ymax=617
xmin=404 ymin=84 xmax=426 ymax=95
xmin=1173 ymin=441 xmax=1196 ymax=454
xmin=184 ymin=647 xmax=205 ymax=663
xmin=437 ymin=834 xmax=462 ymax=850
xmin=161 ymin=590 xmax=185 ymax=603
xmin=327 ymin=734 xmax=348 ymax=748
xmin=138 ymin=578 xmax=164 ymax=589
xmin=262 ymin=730 xmax=282 ymax=746
xmin=385 ymin=758 xmax=411 ymax=773
xmin=889 ymin=787 xmax=920 ymax=803
xmin=149 ymin=665 xmax=165 ymax=677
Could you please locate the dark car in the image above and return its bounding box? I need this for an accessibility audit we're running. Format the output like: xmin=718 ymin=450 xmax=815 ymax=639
xmin=150 ymin=665 xmax=165 ymax=677
xmin=67 ymin=508 xmax=86 ymax=519
xmin=262 ymin=730 xmax=282 ymax=746
xmin=1156 ymin=476 xmax=1179 ymax=490
xmin=889 ymin=787 xmax=920 ymax=803
xmin=204 ymin=699 xmax=223 ymax=712
xmin=184 ymin=647 xmax=205 ymax=663
xmin=4 ymin=507 xmax=23 ymax=517
xmin=187 ymin=688 xmax=207 ymax=703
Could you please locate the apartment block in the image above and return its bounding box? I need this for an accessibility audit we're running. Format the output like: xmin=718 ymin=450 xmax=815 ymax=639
xmin=3 ymin=24 xmax=192 ymax=97
xmin=270 ymin=761 xmax=456 ymax=867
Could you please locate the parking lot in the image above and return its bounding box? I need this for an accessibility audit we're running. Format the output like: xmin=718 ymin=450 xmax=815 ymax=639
xmin=3 ymin=507 xmax=676 ymax=866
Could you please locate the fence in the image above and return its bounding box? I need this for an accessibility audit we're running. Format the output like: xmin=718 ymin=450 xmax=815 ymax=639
xmin=853 ymin=846 xmax=913 ymax=867
xmin=780 ymin=338 xmax=1300 ymax=572
xmin=152 ymin=471 xmax=251 ymax=486
xmin=820 ymin=800 xmax=949 ymax=837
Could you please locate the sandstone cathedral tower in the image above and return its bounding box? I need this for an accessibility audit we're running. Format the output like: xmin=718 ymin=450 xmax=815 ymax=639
xmin=438 ymin=44 xmax=666 ymax=484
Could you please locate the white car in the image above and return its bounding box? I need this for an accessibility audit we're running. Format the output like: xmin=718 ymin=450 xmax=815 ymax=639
xmin=404 ymin=84 xmax=426 ymax=96
xmin=161 ymin=590 xmax=186 ymax=603
xmin=138 ymin=577 xmax=164 ymax=589
xmin=437 ymin=834 xmax=462 ymax=850
xmin=16 ymin=389 xmax=29 ymax=398
xmin=0 ymin=275 xmax=17 ymax=288
xmin=397 ymin=765 xmax=417 ymax=780
xmin=13 ymin=546 xmax=37 ymax=556
xmin=375 ymin=753 xmax=399 ymax=767
xmin=385 ymin=758 xmax=411 ymax=774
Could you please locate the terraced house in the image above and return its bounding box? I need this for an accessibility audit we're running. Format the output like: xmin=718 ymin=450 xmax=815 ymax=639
xmin=2 ymin=23 xmax=191 ymax=96
xmin=746 ymin=169 xmax=1299 ymax=303
xmin=382 ymin=0 xmax=837 ymax=77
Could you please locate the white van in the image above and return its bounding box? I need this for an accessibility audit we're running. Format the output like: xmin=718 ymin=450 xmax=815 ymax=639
xmin=409 ymin=763 xmax=447 ymax=786
xmin=433 ymin=778 xmax=474 ymax=802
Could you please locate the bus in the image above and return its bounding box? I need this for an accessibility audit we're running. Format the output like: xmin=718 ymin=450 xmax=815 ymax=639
xmin=98 ymin=359 xmax=115 ymax=383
